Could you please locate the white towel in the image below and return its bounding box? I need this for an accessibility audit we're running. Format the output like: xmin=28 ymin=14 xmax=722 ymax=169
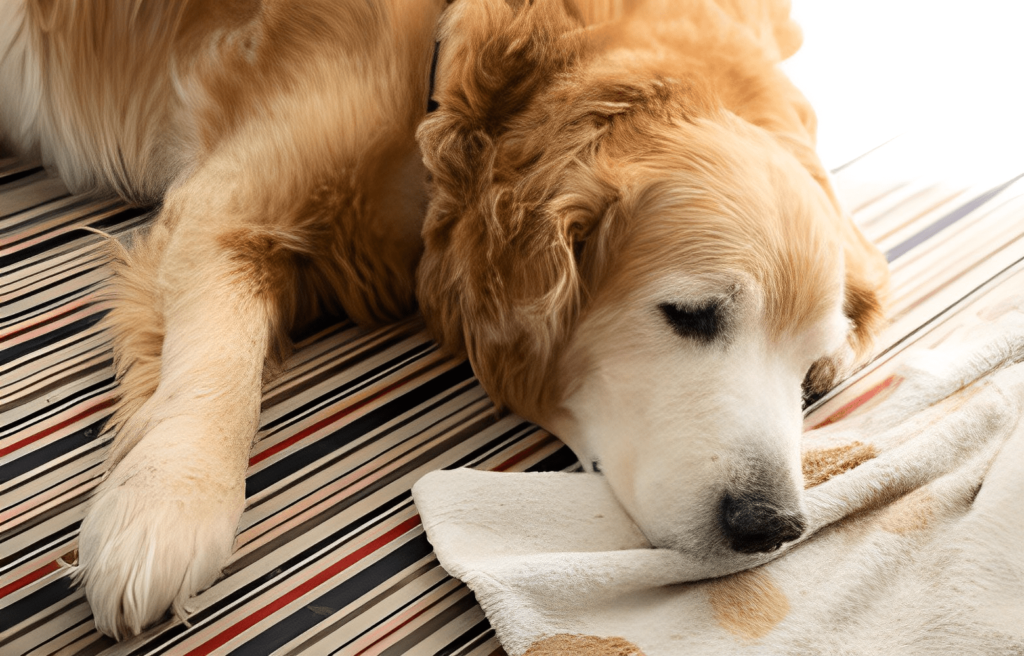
xmin=412 ymin=299 xmax=1024 ymax=656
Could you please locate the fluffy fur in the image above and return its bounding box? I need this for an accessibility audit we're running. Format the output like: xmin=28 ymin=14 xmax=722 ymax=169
xmin=417 ymin=0 xmax=888 ymax=555
xmin=0 ymin=0 xmax=889 ymax=639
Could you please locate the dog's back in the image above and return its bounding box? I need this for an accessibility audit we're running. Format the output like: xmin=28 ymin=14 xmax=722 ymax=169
xmin=1 ymin=0 xmax=439 ymax=206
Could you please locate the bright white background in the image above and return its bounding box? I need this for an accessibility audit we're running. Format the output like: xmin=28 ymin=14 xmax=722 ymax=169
xmin=782 ymin=0 xmax=1024 ymax=176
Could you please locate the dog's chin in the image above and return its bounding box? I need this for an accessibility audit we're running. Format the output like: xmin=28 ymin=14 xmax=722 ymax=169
xmin=643 ymin=523 xmax=724 ymax=558
xmin=650 ymin=529 xmax=780 ymax=578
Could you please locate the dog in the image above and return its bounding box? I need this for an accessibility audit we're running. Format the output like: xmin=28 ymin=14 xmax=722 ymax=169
xmin=0 ymin=0 xmax=889 ymax=639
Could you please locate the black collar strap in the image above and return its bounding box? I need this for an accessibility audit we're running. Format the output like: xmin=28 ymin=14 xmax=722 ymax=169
xmin=427 ymin=40 xmax=441 ymax=113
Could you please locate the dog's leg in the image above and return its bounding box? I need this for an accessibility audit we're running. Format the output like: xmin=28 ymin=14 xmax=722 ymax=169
xmin=77 ymin=176 xmax=296 ymax=639
xmin=98 ymin=224 xmax=171 ymax=446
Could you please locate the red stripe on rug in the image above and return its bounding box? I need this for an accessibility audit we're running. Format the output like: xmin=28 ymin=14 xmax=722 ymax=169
xmin=492 ymin=437 xmax=550 ymax=472
xmin=811 ymin=375 xmax=900 ymax=430
xmin=184 ymin=515 xmax=422 ymax=656
xmin=248 ymin=375 xmax=416 ymax=467
xmin=0 ymin=561 xmax=61 ymax=600
xmin=0 ymin=398 xmax=114 ymax=458
xmin=0 ymin=297 xmax=93 ymax=342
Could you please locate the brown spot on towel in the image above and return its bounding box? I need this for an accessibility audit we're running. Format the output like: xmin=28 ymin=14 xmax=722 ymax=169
xmin=802 ymin=441 xmax=877 ymax=488
xmin=523 ymin=634 xmax=646 ymax=656
xmin=878 ymin=487 xmax=934 ymax=534
xmin=707 ymin=569 xmax=789 ymax=640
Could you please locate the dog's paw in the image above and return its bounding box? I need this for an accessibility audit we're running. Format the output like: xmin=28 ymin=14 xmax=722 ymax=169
xmin=77 ymin=420 xmax=246 ymax=640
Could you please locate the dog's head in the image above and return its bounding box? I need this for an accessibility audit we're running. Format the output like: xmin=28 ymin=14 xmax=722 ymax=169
xmin=416 ymin=0 xmax=888 ymax=564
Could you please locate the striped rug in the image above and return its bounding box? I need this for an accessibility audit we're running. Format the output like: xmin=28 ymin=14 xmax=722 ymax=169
xmin=2 ymin=131 xmax=1023 ymax=656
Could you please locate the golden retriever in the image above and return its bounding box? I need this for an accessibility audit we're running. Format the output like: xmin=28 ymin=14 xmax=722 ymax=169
xmin=0 ymin=0 xmax=889 ymax=639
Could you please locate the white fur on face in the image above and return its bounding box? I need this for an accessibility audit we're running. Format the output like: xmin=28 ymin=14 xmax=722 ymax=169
xmin=551 ymin=272 xmax=851 ymax=559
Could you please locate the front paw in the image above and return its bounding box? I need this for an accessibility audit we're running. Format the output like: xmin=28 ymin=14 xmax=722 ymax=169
xmin=76 ymin=419 xmax=246 ymax=639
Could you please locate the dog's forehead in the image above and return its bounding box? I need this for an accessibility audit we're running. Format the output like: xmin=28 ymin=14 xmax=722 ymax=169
xmin=593 ymin=173 xmax=843 ymax=316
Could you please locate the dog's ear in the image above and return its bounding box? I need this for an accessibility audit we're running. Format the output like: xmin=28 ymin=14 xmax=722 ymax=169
xmin=838 ymin=221 xmax=889 ymax=360
xmin=782 ymin=137 xmax=890 ymax=361
xmin=761 ymin=81 xmax=891 ymax=363
xmin=793 ymin=146 xmax=890 ymax=362
xmin=802 ymin=224 xmax=888 ymax=405
xmin=787 ymin=140 xmax=889 ymax=361
xmin=416 ymin=183 xmax=600 ymax=420
xmin=415 ymin=0 xmax=604 ymax=419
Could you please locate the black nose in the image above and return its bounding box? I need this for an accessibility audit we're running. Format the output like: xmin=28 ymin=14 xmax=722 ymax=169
xmin=721 ymin=493 xmax=806 ymax=553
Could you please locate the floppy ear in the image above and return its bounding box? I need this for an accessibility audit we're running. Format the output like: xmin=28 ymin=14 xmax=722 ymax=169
xmin=762 ymin=80 xmax=891 ymax=363
xmin=781 ymin=133 xmax=890 ymax=360
xmin=838 ymin=217 xmax=890 ymax=359
xmin=416 ymin=184 xmax=597 ymax=419
xmin=792 ymin=143 xmax=890 ymax=362
xmin=415 ymin=0 xmax=601 ymax=419
xmin=785 ymin=133 xmax=890 ymax=361
xmin=803 ymin=220 xmax=888 ymax=405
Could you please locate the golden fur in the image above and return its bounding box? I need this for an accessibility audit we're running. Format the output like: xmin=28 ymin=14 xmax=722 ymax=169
xmin=0 ymin=0 xmax=888 ymax=639
xmin=417 ymin=0 xmax=888 ymax=421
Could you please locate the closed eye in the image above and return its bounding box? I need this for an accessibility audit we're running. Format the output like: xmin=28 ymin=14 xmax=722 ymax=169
xmin=658 ymin=299 xmax=725 ymax=343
